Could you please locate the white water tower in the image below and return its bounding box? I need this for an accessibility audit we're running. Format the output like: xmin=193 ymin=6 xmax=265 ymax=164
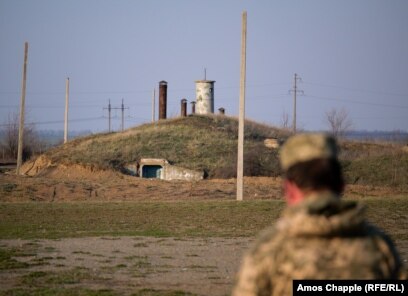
xmin=195 ymin=80 xmax=215 ymax=115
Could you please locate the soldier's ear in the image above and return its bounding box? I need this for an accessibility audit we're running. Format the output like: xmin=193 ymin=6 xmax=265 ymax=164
xmin=284 ymin=180 xmax=304 ymax=206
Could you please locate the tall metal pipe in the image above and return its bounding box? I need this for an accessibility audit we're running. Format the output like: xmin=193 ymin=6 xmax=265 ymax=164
xmin=159 ymin=81 xmax=167 ymax=120
xmin=190 ymin=101 xmax=196 ymax=114
xmin=181 ymin=98 xmax=187 ymax=117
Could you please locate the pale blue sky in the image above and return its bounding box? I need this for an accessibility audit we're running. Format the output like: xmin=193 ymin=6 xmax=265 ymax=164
xmin=1 ymin=0 xmax=407 ymax=132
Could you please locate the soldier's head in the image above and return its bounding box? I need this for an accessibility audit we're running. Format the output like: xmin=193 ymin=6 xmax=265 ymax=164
xmin=279 ymin=133 xmax=344 ymax=205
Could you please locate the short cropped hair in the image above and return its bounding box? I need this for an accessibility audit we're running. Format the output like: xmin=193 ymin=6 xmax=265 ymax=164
xmin=285 ymin=158 xmax=344 ymax=195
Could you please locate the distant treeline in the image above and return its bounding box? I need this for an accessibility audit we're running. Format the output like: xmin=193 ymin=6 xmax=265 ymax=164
xmin=344 ymin=130 xmax=408 ymax=143
xmin=0 ymin=130 xmax=92 ymax=146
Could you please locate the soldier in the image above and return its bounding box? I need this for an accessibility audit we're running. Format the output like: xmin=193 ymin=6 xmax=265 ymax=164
xmin=232 ymin=133 xmax=403 ymax=296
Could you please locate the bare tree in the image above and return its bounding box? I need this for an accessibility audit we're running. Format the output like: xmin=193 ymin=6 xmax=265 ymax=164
xmin=325 ymin=108 xmax=353 ymax=138
xmin=0 ymin=112 xmax=38 ymax=161
xmin=280 ymin=110 xmax=290 ymax=130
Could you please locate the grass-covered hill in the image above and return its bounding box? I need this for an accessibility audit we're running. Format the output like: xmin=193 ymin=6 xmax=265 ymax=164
xmin=37 ymin=114 xmax=407 ymax=188
xmin=40 ymin=115 xmax=287 ymax=179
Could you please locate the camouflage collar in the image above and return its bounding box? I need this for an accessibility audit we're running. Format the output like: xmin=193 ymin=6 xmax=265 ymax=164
xmin=278 ymin=193 xmax=367 ymax=237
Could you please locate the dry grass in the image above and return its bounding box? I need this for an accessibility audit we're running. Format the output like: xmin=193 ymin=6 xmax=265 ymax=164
xmin=342 ymin=150 xmax=408 ymax=189
xmin=24 ymin=114 xmax=408 ymax=188
xmin=1 ymin=197 xmax=406 ymax=296
xmin=42 ymin=115 xmax=285 ymax=178
xmin=1 ymin=197 xmax=407 ymax=241
xmin=0 ymin=201 xmax=284 ymax=239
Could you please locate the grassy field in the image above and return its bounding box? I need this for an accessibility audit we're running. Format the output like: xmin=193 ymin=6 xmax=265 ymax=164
xmin=0 ymin=200 xmax=284 ymax=239
xmin=1 ymin=197 xmax=407 ymax=240
xmin=1 ymin=197 xmax=407 ymax=296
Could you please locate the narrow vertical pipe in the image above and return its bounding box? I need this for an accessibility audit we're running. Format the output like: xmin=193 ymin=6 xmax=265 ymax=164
xmin=191 ymin=101 xmax=196 ymax=114
xmin=181 ymin=98 xmax=187 ymax=117
xmin=159 ymin=81 xmax=167 ymax=120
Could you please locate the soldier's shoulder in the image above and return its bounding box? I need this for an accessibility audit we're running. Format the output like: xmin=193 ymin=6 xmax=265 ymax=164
xmin=364 ymin=222 xmax=403 ymax=275
xmin=363 ymin=222 xmax=398 ymax=248
xmin=370 ymin=222 xmax=401 ymax=247
xmin=248 ymin=221 xmax=290 ymax=258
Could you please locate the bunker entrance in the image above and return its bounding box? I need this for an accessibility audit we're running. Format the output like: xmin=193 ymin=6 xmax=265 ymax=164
xmin=142 ymin=165 xmax=163 ymax=179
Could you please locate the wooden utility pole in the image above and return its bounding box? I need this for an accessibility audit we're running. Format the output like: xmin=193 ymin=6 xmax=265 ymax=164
xmin=237 ymin=11 xmax=247 ymax=201
xmin=16 ymin=42 xmax=28 ymax=175
xmin=64 ymin=77 xmax=70 ymax=143
xmin=152 ymin=88 xmax=156 ymax=122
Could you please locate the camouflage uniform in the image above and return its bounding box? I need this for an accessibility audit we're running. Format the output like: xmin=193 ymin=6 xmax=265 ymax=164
xmin=232 ymin=193 xmax=402 ymax=296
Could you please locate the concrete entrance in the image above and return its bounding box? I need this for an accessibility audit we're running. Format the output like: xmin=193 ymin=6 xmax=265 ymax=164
xmin=142 ymin=165 xmax=163 ymax=178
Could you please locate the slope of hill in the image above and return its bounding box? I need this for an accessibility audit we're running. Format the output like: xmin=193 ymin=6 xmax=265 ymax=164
xmin=27 ymin=115 xmax=287 ymax=178
xmin=22 ymin=114 xmax=408 ymax=189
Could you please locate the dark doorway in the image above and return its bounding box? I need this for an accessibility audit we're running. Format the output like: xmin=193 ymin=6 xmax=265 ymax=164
xmin=142 ymin=165 xmax=162 ymax=178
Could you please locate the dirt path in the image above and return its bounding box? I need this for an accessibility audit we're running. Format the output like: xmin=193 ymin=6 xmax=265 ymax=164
xmin=0 ymin=236 xmax=253 ymax=295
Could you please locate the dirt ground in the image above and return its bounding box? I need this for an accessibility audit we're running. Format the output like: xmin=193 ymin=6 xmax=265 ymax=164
xmin=0 ymin=236 xmax=252 ymax=295
xmin=1 ymin=163 xmax=406 ymax=202
xmin=1 ymin=237 xmax=407 ymax=296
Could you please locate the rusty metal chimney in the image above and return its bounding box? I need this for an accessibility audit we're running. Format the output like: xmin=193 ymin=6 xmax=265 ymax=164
xmin=218 ymin=107 xmax=225 ymax=115
xmin=190 ymin=101 xmax=196 ymax=114
xmin=159 ymin=81 xmax=167 ymax=120
xmin=181 ymin=98 xmax=187 ymax=117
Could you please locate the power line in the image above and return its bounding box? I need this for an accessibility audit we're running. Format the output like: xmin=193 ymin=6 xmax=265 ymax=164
xmin=352 ymin=116 xmax=408 ymax=120
xmin=0 ymin=82 xmax=290 ymax=96
xmin=0 ymin=102 xmax=151 ymax=109
xmin=0 ymin=90 xmax=152 ymax=95
xmin=0 ymin=81 xmax=405 ymax=98
xmin=304 ymin=94 xmax=408 ymax=109
xmin=303 ymin=81 xmax=408 ymax=97
xmin=2 ymin=94 xmax=406 ymax=111
xmin=103 ymin=99 xmax=129 ymax=132
xmin=0 ymin=116 xmax=105 ymax=127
